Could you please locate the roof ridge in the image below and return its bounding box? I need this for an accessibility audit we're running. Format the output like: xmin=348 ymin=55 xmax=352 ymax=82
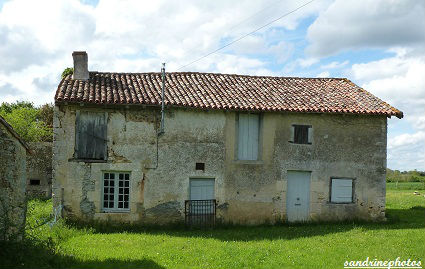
xmin=88 ymin=71 xmax=348 ymax=80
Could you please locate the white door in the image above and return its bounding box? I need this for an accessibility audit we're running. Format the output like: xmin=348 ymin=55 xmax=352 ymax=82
xmin=190 ymin=179 xmax=215 ymax=214
xmin=286 ymin=171 xmax=311 ymax=222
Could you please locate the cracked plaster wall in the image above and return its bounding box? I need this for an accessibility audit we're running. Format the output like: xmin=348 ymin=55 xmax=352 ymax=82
xmin=53 ymin=105 xmax=387 ymax=224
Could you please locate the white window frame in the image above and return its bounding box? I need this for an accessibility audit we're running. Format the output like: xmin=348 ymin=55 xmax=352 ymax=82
xmin=330 ymin=178 xmax=354 ymax=204
xmin=102 ymin=171 xmax=131 ymax=212
xmin=237 ymin=113 xmax=261 ymax=161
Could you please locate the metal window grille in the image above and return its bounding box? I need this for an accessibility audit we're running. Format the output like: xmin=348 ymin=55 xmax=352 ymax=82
xmin=103 ymin=172 xmax=130 ymax=211
xmin=185 ymin=199 xmax=217 ymax=228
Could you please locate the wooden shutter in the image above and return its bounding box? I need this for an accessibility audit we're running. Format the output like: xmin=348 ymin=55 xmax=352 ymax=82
xmin=293 ymin=125 xmax=310 ymax=144
xmin=331 ymin=178 xmax=353 ymax=203
xmin=238 ymin=113 xmax=259 ymax=160
xmin=290 ymin=125 xmax=295 ymax=142
xmin=190 ymin=179 xmax=215 ymax=200
xmin=190 ymin=179 xmax=215 ymax=214
xmin=75 ymin=111 xmax=107 ymax=160
xmin=307 ymin=126 xmax=313 ymax=144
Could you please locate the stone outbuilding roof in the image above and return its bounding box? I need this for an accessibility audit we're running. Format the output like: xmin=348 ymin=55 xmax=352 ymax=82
xmin=55 ymin=71 xmax=403 ymax=118
xmin=0 ymin=115 xmax=31 ymax=153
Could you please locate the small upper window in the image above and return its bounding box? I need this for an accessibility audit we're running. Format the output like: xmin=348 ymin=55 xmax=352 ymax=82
xmin=237 ymin=113 xmax=260 ymax=160
xmin=195 ymin=162 xmax=205 ymax=171
xmin=75 ymin=111 xmax=107 ymax=160
xmin=29 ymin=179 xmax=41 ymax=186
xmin=330 ymin=178 xmax=354 ymax=203
xmin=290 ymin=125 xmax=312 ymax=144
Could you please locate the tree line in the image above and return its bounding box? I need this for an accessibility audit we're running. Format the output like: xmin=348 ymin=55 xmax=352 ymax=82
xmin=386 ymin=168 xmax=425 ymax=182
xmin=0 ymin=101 xmax=53 ymax=142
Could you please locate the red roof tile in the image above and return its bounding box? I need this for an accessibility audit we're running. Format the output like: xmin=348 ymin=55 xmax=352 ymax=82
xmin=55 ymin=72 xmax=403 ymax=118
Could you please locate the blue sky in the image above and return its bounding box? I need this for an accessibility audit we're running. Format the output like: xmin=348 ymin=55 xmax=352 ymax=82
xmin=0 ymin=0 xmax=424 ymax=170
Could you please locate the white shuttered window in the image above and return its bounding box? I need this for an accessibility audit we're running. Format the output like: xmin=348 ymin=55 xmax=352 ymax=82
xmin=237 ymin=113 xmax=260 ymax=160
xmin=331 ymin=178 xmax=354 ymax=203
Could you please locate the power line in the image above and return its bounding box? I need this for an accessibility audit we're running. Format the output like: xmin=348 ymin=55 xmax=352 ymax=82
xmin=177 ymin=0 xmax=317 ymax=71
xmin=225 ymin=0 xmax=285 ymax=34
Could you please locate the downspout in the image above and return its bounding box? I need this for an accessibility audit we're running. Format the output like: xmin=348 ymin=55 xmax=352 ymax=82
xmin=159 ymin=63 xmax=166 ymax=135
xmin=145 ymin=63 xmax=165 ymax=170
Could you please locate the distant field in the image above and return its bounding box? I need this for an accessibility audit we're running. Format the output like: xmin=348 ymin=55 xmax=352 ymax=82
xmin=1 ymin=182 xmax=424 ymax=269
xmin=387 ymin=181 xmax=425 ymax=190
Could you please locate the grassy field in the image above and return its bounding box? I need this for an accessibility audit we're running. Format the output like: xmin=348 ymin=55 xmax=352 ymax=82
xmin=387 ymin=181 xmax=425 ymax=190
xmin=1 ymin=184 xmax=424 ymax=269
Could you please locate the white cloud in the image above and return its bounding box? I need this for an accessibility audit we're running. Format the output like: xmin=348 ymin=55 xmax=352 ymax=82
xmin=297 ymin=58 xmax=319 ymax=68
xmin=306 ymin=0 xmax=425 ymax=57
xmin=320 ymin=60 xmax=349 ymax=69
xmin=388 ymin=131 xmax=425 ymax=171
xmin=389 ymin=132 xmax=425 ymax=149
xmin=350 ymin=50 xmax=425 ymax=170
xmin=316 ymin=71 xmax=329 ymax=78
xmin=312 ymin=0 xmax=425 ymax=170
xmin=0 ymin=0 xmax=326 ymax=105
xmin=351 ymin=53 xmax=425 ymax=128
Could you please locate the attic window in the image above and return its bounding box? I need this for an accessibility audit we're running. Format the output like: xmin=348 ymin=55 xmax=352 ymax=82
xmin=29 ymin=179 xmax=40 ymax=186
xmin=75 ymin=111 xmax=107 ymax=160
xmin=290 ymin=125 xmax=312 ymax=144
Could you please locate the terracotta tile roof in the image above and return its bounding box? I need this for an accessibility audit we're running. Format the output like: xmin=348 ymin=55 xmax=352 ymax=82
xmin=55 ymin=72 xmax=403 ymax=118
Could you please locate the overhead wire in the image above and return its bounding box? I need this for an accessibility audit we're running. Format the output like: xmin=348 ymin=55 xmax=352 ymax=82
xmin=224 ymin=0 xmax=285 ymax=34
xmin=176 ymin=0 xmax=317 ymax=71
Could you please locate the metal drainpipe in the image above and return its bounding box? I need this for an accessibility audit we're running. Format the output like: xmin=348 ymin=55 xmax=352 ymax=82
xmin=159 ymin=63 xmax=165 ymax=135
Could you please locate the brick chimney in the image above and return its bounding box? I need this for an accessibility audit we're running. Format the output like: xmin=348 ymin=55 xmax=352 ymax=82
xmin=72 ymin=51 xmax=89 ymax=80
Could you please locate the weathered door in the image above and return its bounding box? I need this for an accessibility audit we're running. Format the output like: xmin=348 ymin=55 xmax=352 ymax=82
xmin=286 ymin=171 xmax=311 ymax=222
xmin=190 ymin=179 xmax=215 ymax=214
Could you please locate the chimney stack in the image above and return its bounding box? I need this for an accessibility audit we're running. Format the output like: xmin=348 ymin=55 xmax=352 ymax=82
xmin=72 ymin=51 xmax=89 ymax=80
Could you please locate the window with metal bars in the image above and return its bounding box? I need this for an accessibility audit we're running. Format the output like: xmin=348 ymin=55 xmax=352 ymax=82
xmin=102 ymin=172 xmax=130 ymax=211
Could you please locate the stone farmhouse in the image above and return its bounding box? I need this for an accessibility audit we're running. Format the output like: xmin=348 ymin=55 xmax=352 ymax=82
xmin=0 ymin=116 xmax=30 ymax=240
xmin=52 ymin=52 xmax=402 ymax=225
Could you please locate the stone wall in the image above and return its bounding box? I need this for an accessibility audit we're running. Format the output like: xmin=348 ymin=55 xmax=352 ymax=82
xmin=0 ymin=123 xmax=27 ymax=240
xmin=53 ymin=104 xmax=387 ymax=224
xmin=26 ymin=142 xmax=52 ymax=198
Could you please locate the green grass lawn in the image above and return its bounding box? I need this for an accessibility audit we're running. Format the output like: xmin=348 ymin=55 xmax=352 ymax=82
xmin=1 ymin=184 xmax=424 ymax=269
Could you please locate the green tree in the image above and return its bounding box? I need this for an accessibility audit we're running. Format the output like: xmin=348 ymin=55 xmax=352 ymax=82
xmin=0 ymin=101 xmax=34 ymax=114
xmin=61 ymin=67 xmax=73 ymax=79
xmin=0 ymin=102 xmax=52 ymax=142
xmin=39 ymin=103 xmax=54 ymax=128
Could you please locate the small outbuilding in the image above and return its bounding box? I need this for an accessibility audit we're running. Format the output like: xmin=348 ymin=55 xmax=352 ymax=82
xmin=0 ymin=116 xmax=31 ymax=240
